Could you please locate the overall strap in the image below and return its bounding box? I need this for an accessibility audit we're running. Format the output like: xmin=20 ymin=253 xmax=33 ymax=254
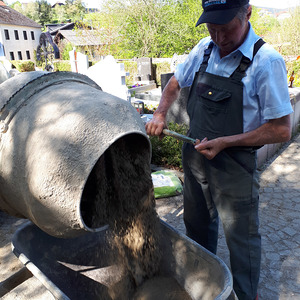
xmin=230 ymin=38 xmax=265 ymax=82
xmin=199 ymin=41 xmax=214 ymax=73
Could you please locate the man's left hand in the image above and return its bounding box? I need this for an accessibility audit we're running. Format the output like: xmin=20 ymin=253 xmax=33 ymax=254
xmin=195 ymin=137 xmax=225 ymax=160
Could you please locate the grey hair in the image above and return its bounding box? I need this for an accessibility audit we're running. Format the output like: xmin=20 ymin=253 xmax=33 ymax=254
xmin=236 ymin=4 xmax=250 ymax=23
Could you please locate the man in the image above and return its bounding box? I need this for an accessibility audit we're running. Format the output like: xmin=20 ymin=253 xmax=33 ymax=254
xmin=145 ymin=0 xmax=293 ymax=299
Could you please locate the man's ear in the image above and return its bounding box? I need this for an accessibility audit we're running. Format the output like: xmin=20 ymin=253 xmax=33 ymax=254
xmin=247 ymin=5 xmax=252 ymax=21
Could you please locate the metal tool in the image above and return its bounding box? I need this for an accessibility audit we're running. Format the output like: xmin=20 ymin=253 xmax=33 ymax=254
xmin=163 ymin=129 xmax=196 ymax=145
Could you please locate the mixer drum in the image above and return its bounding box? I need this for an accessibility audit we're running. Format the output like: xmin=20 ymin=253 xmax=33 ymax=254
xmin=0 ymin=71 xmax=151 ymax=238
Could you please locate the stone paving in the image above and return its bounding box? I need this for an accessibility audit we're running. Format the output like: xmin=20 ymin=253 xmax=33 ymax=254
xmin=257 ymin=134 xmax=300 ymax=299
xmin=156 ymin=133 xmax=300 ymax=299
xmin=0 ymin=133 xmax=299 ymax=299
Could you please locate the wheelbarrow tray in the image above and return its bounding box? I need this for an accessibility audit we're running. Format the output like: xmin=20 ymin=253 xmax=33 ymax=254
xmin=12 ymin=220 xmax=233 ymax=300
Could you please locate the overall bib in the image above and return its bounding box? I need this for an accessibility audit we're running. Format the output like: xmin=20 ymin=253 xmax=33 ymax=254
xmin=182 ymin=40 xmax=264 ymax=300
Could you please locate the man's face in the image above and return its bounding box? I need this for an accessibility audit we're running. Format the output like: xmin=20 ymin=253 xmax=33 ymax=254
xmin=206 ymin=8 xmax=251 ymax=57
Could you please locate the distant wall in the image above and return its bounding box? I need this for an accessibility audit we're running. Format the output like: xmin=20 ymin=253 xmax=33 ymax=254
xmin=257 ymin=87 xmax=300 ymax=167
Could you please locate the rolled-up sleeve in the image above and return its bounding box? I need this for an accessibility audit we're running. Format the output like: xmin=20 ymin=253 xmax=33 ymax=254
xmin=174 ymin=37 xmax=210 ymax=89
xmin=256 ymin=54 xmax=293 ymax=120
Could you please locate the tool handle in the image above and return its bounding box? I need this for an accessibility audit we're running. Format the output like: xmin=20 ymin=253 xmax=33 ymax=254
xmin=163 ymin=129 xmax=196 ymax=145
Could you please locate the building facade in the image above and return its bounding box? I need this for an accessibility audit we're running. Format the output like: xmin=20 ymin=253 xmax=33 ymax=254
xmin=0 ymin=1 xmax=42 ymax=61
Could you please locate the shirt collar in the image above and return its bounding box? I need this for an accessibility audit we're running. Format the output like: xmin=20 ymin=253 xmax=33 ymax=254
xmin=237 ymin=22 xmax=261 ymax=60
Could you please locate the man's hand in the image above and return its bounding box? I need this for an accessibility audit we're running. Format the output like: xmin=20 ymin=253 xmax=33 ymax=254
xmin=195 ymin=137 xmax=225 ymax=160
xmin=145 ymin=113 xmax=166 ymax=137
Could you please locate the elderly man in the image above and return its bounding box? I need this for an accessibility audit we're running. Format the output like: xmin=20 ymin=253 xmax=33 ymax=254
xmin=146 ymin=0 xmax=293 ymax=299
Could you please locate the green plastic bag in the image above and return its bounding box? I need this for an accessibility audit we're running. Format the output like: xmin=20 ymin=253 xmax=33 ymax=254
xmin=151 ymin=170 xmax=183 ymax=199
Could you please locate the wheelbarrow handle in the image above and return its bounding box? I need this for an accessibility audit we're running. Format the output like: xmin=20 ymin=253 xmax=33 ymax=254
xmin=162 ymin=129 xmax=196 ymax=145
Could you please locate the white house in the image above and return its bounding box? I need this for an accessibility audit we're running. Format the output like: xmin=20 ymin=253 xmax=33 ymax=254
xmin=0 ymin=1 xmax=42 ymax=61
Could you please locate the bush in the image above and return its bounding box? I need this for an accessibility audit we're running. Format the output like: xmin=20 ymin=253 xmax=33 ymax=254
xmin=144 ymin=103 xmax=158 ymax=114
xmin=123 ymin=61 xmax=137 ymax=86
xmin=286 ymin=58 xmax=300 ymax=87
xmin=149 ymin=122 xmax=188 ymax=170
xmin=10 ymin=60 xmax=35 ymax=72
xmin=53 ymin=61 xmax=71 ymax=72
xmin=153 ymin=62 xmax=171 ymax=86
xmin=33 ymin=50 xmax=43 ymax=67
xmin=61 ymin=42 xmax=73 ymax=60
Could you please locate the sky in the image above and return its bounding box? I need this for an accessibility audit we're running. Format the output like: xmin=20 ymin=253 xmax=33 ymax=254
xmin=250 ymin=0 xmax=300 ymax=9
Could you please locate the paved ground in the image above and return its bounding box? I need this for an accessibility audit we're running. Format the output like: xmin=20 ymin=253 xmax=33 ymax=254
xmin=0 ymin=133 xmax=299 ymax=299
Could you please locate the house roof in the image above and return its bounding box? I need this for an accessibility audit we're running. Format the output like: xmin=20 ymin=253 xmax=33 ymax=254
xmin=55 ymin=30 xmax=103 ymax=46
xmin=0 ymin=1 xmax=42 ymax=28
xmin=51 ymin=2 xmax=64 ymax=8
xmin=47 ymin=22 xmax=75 ymax=35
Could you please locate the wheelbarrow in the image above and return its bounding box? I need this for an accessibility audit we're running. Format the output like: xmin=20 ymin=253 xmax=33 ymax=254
xmin=11 ymin=220 xmax=236 ymax=300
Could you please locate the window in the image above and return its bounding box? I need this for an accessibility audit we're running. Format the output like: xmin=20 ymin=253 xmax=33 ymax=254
xmin=31 ymin=31 xmax=35 ymax=40
xmin=26 ymin=50 xmax=30 ymax=59
xmin=23 ymin=31 xmax=28 ymax=40
xmin=10 ymin=52 xmax=14 ymax=60
xmin=18 ymin=51 xmax=22 ymax=60
xmin=14 ymin=30 xmax=19 ymax=40
xmin=4 ymin=29 xmax=9 ymax=40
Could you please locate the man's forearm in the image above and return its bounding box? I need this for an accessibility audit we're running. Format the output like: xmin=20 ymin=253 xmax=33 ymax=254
xmin=195 ymin=115 xmax=292 ymax=160
xmin=221 ymin=115 xmax=291 ymax=148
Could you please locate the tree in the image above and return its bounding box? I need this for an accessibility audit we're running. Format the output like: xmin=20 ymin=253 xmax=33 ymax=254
xmin=24 ymin=2 xmax=40 ymax=24
xmin=9 ymin=0 xmax=52 ymax=27
xmin=34 ymin=0 xmax=53 ymax=26
xmin=80 ymin=11 xmax=122 ymax=58
xmin=252 ymin=6 xmax=300 ymax=56
xmin=64 ymin=0 xmax=86 ymax=22
xmin=10 ymin=1 xmax=23 ymax=14
xmin=52 ymin=4 xmax=66 ymax=23
xmin=159 ymin=0 xmax=207 ymax=56
xmin=100 ymin=0 xmax=208 ymax=58
xmin=250 ymin=6 xmax=279 ymax=38
xmin=275 ymin=7 xmax=300 ymax=55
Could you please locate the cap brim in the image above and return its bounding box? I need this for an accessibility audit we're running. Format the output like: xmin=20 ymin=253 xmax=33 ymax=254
xmin=196 ymin=7 xmax=240 ymax=27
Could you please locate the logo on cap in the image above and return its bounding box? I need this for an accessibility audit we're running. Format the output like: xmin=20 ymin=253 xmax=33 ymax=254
xmin=204 ymin=0 xmax=227 ymax=7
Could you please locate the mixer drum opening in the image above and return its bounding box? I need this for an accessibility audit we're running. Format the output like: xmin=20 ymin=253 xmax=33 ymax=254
xmin=80 ymin=133 xmax=151 ymax=230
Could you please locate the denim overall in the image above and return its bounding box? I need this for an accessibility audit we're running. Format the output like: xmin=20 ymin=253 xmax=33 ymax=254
xmin=182 ymin=40 xmax=265 ymax=300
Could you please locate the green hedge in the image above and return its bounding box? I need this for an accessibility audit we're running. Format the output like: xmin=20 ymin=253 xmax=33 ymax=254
xmin=53 ymin=61 xmax=71 ymax=72
xmin=123 ymin=61 xmax=137 ymax=86
xmin=10 ymin=60 xmax=35 ymax=72
xmin=153 ymin=62 xmax=171 ymax=86
xmin=149 ymin=122 xmax=188 ymax=170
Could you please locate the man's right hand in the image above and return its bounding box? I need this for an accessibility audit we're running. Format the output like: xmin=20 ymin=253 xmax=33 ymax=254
xmin=145 ymin=112 xmax=166 ymax=137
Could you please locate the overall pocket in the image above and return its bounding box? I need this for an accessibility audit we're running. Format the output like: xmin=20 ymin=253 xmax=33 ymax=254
xmin=190 ymin=84 xmax=232 ymax=138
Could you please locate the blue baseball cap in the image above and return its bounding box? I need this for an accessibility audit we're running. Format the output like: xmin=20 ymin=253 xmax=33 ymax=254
xmin=196 ymin=0 xmax=249 ymax=26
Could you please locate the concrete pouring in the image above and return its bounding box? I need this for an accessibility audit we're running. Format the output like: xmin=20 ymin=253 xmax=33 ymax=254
xmin=0 ymin=73 xmax=299 ymax=299
xmin=0 ymin=132 xmax=299 ymax=299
